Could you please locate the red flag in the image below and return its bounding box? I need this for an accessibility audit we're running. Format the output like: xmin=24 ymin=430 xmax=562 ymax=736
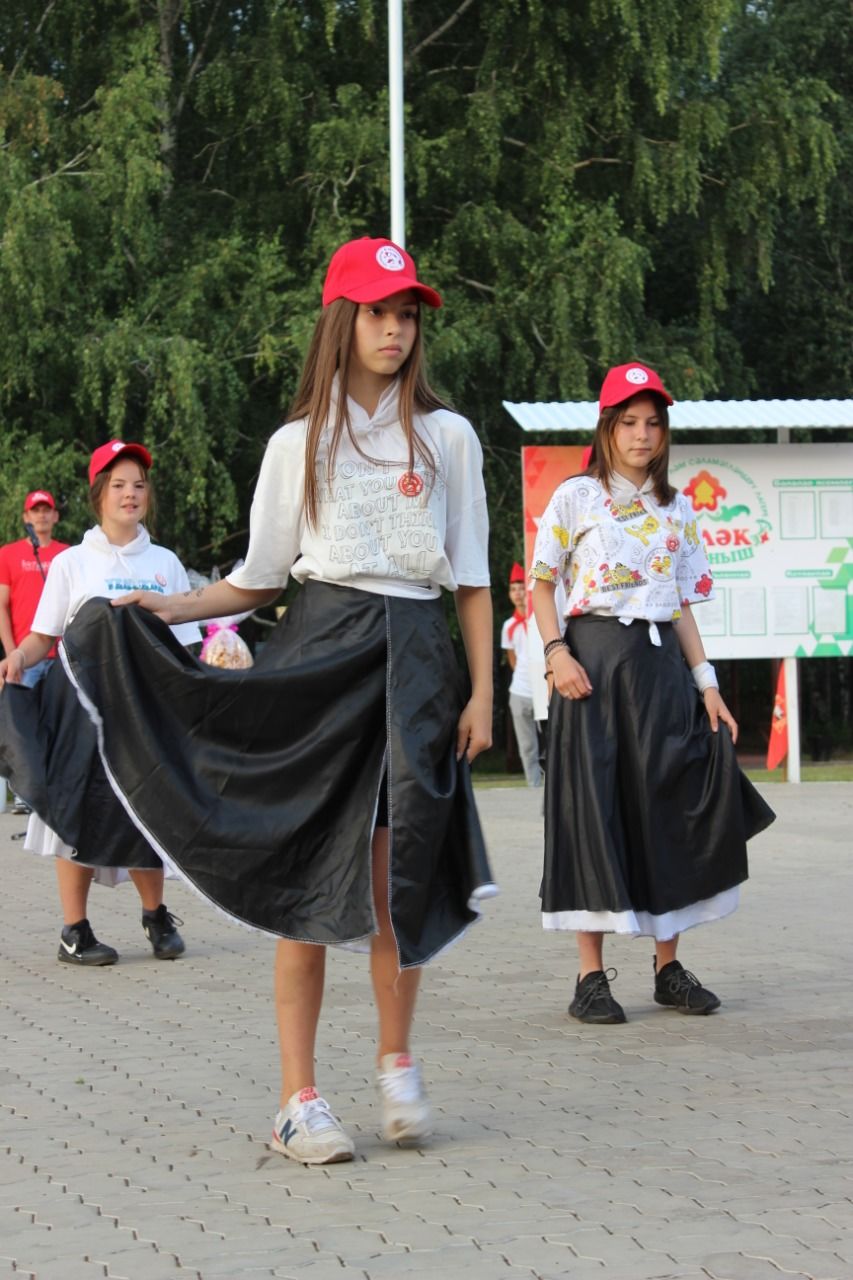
xmin=766 ymin=663 xmax=788 ymax=770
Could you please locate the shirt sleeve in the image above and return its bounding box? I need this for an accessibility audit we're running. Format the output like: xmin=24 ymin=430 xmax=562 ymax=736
xmin=0 ymin=546 xmax=12 ymax=588
xmin=442 ymin=416 xmax=491 ymax=588
xmin=530 ymin=486 xmax=573 ymax=583
xmin=227 ymin=427 xmax=305 ymax=592
xmin=675 ymin=495 xmax=715 ymax=605
xmin=31 ymin=552 xmax=72 ymax=637
xmin=500 ymin=618 xmax=512 ymax=650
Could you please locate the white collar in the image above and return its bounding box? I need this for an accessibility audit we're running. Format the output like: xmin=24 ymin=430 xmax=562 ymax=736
xmin=606 ymin=471 xmax=655 ymax=503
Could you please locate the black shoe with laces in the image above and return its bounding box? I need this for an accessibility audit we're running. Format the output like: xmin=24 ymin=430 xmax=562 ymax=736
xmin=57 ymin=919 xmax=118 ymax=966
xmin=142 ymin=904 xmax=186 ymax=959
xmin=654 ymin=959 xmax=720 ymax=1014
xmin=569 ymin=968 xmax=626 ymax=1024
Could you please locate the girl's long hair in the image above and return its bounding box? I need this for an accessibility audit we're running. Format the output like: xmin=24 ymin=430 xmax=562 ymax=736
xmin=288 ymin=298 xmax=449 ymax=527
xmin=585 ymin=393 xmax=675 ymax=505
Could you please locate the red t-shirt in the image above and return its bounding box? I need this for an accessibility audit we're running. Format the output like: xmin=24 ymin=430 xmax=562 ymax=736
xmin=0 ymin=537 xmax=70 ymax=653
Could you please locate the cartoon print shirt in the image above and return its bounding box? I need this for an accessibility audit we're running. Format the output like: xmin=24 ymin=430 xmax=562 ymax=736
xmin=228 ymin=377 xmax=490 ymax=601
xmin=32 ymin=525 xmax=201 ymax=647
xmin=530 ymin=472 xmax=714 ymax=624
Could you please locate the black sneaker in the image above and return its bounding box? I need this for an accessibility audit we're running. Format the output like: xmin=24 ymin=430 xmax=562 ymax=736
xmin=654 ymin=959 xmax=721 ymax=1014
xmin=142 ymin=905 xmax=185 ymax=959
xmin=568 ymin=968 xmax=626 ymax=1024
xmin=57 ymin=919 xmax=118 ymax=966
xmin=10 ymin=797 xmax=31 ymax=815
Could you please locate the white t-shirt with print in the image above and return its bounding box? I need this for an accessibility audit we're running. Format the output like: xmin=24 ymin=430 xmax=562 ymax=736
xmin=531 ymin=473 xmax=714 ymax=623
xmin=227 ymin=380 xmax=490 ymax=601
xmin=33 ymin=525 xmax=201 ymax=647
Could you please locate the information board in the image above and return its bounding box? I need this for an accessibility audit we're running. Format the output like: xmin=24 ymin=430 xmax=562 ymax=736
xmin=522 ymin=443 xmax=852 ymax=659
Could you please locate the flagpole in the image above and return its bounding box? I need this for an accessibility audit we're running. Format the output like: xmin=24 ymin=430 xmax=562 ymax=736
xmin=783 ymin=656 xmax=801 ymax=783
xmin=388 ymin=0 xmax=405 ymax=247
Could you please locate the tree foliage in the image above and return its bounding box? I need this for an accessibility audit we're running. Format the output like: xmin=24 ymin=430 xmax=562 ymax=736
xmin=0 ymin=0 xmax=846 ymax=581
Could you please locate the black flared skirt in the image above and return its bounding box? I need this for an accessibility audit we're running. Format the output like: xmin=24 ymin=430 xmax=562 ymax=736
xmin=542 ymin=616 xmax=775 ymax=937
xmin=0 ymin=582 xmax=494 ymax=967
xmin=0 ymin=659 xmax=162 ymax=871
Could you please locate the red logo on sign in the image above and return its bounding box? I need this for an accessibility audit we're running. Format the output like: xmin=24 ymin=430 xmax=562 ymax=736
xmin=398 ymin=471 xmax=424 ymax=498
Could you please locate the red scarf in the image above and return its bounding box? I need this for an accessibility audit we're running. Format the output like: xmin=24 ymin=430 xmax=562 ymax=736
xmin=507 ymin=608 xmax=527 ymax=643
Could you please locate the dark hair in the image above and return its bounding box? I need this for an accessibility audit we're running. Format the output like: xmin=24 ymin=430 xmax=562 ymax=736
xmin=586 ymin=393 xmax=675 ymax=505
xmin=287 ymin=297 xmax=449 ymax=528
xmin=89 ymin=457 xmax=156 ymax=532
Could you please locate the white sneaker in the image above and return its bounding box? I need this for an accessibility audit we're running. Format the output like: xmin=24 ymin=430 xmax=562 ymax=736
xmin=270 ymin=1087 xmax=355 ymax=1165
xmin=377 ymin=1053 xmax=432 ymax=1145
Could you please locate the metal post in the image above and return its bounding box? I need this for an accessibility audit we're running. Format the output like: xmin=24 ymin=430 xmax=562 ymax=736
xmin=388 ymin=0 xmax=406 ymax=247
xmin=783 ymin=656 xmax=801 ymax=783
xmin=776 ymin=427 xmax=801 ymax=783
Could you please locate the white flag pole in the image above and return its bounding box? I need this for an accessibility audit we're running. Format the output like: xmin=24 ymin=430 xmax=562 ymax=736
xmin=388 ymin=0 xmax=406 ymax=247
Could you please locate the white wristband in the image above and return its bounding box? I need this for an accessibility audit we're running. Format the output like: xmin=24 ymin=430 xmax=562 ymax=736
xmin=691 ymin=660 xmax=718 ymax=694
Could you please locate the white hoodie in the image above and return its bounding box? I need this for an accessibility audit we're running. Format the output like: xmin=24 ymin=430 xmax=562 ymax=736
xmin=32 ymin=525 xmax=201 ymax=646
xmin=228 ymin=379 xmax=490 ymax=600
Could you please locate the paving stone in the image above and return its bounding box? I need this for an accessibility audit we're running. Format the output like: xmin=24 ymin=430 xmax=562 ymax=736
xmin=2 ymin=786 xmax=852 ymax=1280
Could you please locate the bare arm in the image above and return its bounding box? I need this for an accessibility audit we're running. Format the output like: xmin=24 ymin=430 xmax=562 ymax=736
xmin=0 ymin=630 xmax=55 ymax=687
xmin=675 ymin=603 xmax=738 ymax=742
xmin=0 ymin=585 xmax=14 ymax=657
xmin=112 ymin=578 xmax=280 ymax=626
xmin=531 ymin=579 xmax=592 ymax=700
xmin=454 ymin=585 xmax=493 ymax=762
xmin=505 ymin=648 xmax=517 ymax=671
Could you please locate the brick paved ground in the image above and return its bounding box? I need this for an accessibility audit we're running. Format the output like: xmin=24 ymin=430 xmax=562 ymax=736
xmin=2 ymin=783 xmax=851 ymax=1280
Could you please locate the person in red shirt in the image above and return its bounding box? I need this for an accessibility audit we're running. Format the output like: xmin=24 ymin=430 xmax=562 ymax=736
xmin=0 ymin=490 xmax=69 ymax=813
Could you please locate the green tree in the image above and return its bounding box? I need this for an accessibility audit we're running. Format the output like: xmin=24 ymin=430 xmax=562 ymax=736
xmin=0 ymin=0 xmax=844 ymax=585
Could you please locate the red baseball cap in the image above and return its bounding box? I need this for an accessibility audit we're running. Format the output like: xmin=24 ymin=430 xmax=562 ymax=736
xmin=24 ymin=490 xmax=56 ymax=511
xmin=509 ymin=562 xmax=525 ymax=584
xmin=88 ymin=440 xmax=153 ymax=486
xmin=322 ymin=237 xmax=442 ymax=309
xmin=599 ymin=362 xmax=673 ymax=412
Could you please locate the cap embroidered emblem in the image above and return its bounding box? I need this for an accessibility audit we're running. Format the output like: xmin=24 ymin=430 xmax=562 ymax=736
xmin=398 ymin=471 xmax=424 ymax=497
xmin=626 ymin=367 xmax=649 ymax=385
xmin=376 ymin=245 xmax=405 ymax=271
xmin=111 ymin=441 xmax=124 ymax=452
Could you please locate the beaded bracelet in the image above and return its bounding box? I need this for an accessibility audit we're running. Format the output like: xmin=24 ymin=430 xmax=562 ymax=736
xmin=543 ymin=638 xmax=570 ymax=660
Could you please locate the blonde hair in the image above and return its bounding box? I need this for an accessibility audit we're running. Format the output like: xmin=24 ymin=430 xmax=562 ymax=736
xmin=585 ymin=394 xmax=675 ymax=505
xmin=288 ymin=298 xmax=449 ymax=527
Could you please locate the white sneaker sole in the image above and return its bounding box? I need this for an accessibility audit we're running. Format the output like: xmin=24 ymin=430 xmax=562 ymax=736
xmin=382 ymin=1115 xmax=432 ymax=1145
xmin=269 ymin=1133 xmax=354 ymax=1165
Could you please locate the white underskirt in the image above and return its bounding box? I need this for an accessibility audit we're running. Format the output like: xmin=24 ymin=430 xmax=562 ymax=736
xmin=542 ymin=886 xmax=739 ymax=941
xmin=22 ymin=811 xmax=176 ymax=889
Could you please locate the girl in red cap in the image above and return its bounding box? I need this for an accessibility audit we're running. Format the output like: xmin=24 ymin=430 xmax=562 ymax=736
xmin=0 ymin=443 xmax=199 ymax=964
xmin=531 ymin=363 xmax=774 ymax=1024
xmin=56 ymin=236 xmax=495 ymax=1165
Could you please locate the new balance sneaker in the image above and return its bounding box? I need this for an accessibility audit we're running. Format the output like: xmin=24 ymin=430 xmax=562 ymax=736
xmin=142 ymin=905 xmax=185 ymax=959
xmin=654 ymin=959 xmax=721 ymax=1014
xmin=377 ymin=1053 xmax=432 ymax=1145
xmin=270 ymin=1088 xmax=355 ymax=1165
xmin=57 ymin=919 xmax=118 ymax=966
xmin=568 ymin=968 xmax=626 ymax=1024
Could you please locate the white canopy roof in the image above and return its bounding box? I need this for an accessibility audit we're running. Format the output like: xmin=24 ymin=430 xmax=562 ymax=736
xmin=503 ymin=398 xmax=853 ymax=433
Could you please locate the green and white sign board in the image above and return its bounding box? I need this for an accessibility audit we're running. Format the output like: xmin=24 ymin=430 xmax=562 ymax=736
xmin=669 ymin=445 xmax=852 ymax=659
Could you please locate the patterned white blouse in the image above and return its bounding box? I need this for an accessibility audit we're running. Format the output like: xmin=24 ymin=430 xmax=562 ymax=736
xmin=530 ymin=473 xmax=714 ymax=624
